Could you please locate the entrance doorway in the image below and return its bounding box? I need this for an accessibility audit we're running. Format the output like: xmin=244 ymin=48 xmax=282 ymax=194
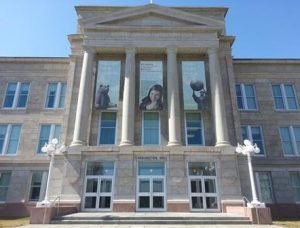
xmin=188 ymin=162 xmax=219 ymax=211
xmin=83 ymin=162 xmax=115 ymax=211
xmin=137 ymin=161 xmax=166 ymax=211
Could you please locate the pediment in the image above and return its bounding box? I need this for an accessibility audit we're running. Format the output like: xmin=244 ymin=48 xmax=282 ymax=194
xmin=79 ymin=4 xmax=224 ymax=30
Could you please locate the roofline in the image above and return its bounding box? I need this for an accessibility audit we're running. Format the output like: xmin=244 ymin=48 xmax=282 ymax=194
xmin=0 ymin=57 xmax=70 ymax=64
xmin=233 ymin=59 xmax=300 ymax=64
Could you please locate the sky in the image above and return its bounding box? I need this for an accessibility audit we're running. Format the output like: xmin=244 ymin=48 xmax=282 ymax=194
xmin=0 ymin=0 xmax=299 ymax=58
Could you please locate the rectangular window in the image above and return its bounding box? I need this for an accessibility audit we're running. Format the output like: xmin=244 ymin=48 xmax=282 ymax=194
xmin=241 ymin=126 xmax=265 ymax=155
xmin=3 ymin=82 xmax=30 ymax=108
xmin=272 ymin=84 xmax=298 ymax=110
xmin=37 ymin=124 xmax=61 ymax=154
xmin=279 ymin=126 xmax=300 ymax=156
xmin=29 ymin=171 xmax=48 ymax=201
xmin=45 ymin=82 xmax=67 ymax=108
xmin=235 ymin=84 xmax=257 ymax=110
xmin=185 ymin=113 xmax=203 ymax=145
xmin=98 ymin=112 xmax=117 ymax=145
xmin=0 ymin=124 xmax=21 ymax=155
xmin=289 ymin=172 xmax=300 ymax=203
xmin=0 ymin=172 xmax=11 ymax=202
xmin=256 ymin=172 xmax=274 ymax=203
xmin=143 ymin=112 xmax=160 ymax=145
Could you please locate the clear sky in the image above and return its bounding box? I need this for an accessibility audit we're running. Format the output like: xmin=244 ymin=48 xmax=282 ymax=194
xmin=1 ymin=0 xmax=299 ymax=58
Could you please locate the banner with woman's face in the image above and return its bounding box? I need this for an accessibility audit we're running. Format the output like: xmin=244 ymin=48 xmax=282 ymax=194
xmin=95 ymin=61 xmax=121 ymax=110
xmin=182 ymin=61 xmax=207 ymax=110
xmin=139 ymin=61 xmax=163 ymax=110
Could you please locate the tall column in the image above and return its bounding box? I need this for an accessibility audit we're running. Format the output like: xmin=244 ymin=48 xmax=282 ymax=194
xmin=120 ymin=47 xmax=136 ymax=146
xmin=208 ymin=48 xmax=230 ymax=146
xmin=167 ymin=47 xmax=181 ymax=146
xmin=71 ymin=49 xmax=94 ymax=146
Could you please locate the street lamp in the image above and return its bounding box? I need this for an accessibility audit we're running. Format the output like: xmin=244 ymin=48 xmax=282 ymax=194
xmin=236 ymin=139 xmax=265 ymax=208
xmin=36 ymin=138 xmax=67 ymax=207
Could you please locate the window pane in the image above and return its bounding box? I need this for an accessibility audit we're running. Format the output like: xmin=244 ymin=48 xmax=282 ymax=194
xmin=235 ymin=85 xmax=244 ymax=109
xmin=17 ymin=83 xmax=30 ymax=108
xmin=245 ymin=85 xmax=257 ymax=109
xmin=153 ymin=179 xmax=163 ymax=193
xmin=139 ymin=180 xmax=150 ymax=192
xmin=0 ymin=125 xmax=8 ymax=154
xmin=191 ymin=180 xmax=202 ymax=193
xmin=294 ymin=128 xmax=300 ymax=155
xmin=138 ymin=162 xmax=165 ymax=176
xmin=272 ymin=85 xmax=282 ymax=96
xmin=246 ymin=97 xmax=257 ymax=109
xmin=153 ymin=196 xmax=164 ymax=208
xmin=99 ymin=196 xmax=111 ymax=209
xmin=274 ymin=98 xmax=285 ymax=109
xmin=205 ymin=179 xmax=216 ymax=193
xmin=280 ymin=127 xmax=291 ymax=141
xmin=100 ymin=179 xmax=112 ymax=193
xmin=58 ymin=83 xmax=66 ymax=108
xmin=189 ymin=162 xmax=216 ymax=176
xmin=206 ymin=197 xmax=218 ymax=209
xmin=290 ymin=173 xmax=300 ymax=202
xmin=84 ymin=197 xmax=96 ymax=209
xmin=285 ymin=85 xmax=298 ymax=109
xmin=258 ymin=173 xmax=273 ymax=203
xmin=6 ymin=125 xmax=21 ymax=155
xmin=53 ymin=125 xmax=61 ymax=141
xmin=99 ymin=112 xmax=116 ymax=145
xmin=37 ymin=125 xmax=51 ymax=154
xmin=143 ymin=112 xmax=159 ymax=145
xmin=280 ymin=127 xmax=294 ymax=155
xmin=241 ymin=126 xmax=248 ymax=140
xmin=0 ymin=173 xmax=11 ymax=202
xmin=186 ymin=113 xmax=202 ymax=145
xmin=45 ymin=83 xmax=57 ymax=108
xmin=272 ymin=85 xmax=284 ymax=109
xmin=245 ymin=85 xmax=255 ymax=97
xmin=4 ymin=83 xmax=17 ymax=108
xmin=29 ymin=172 xmax=43 ymax=201
xmin=86 ymin=179 xmax=98 ymax=193
xmin=192 ymin=197 xmax=203 ymax=209
xmin=86 ymin=162 xmax=114 ymax=176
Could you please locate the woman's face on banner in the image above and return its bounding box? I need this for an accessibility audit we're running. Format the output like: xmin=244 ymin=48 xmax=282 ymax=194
xmin=149 ymin=89 xmax=161 ymax=102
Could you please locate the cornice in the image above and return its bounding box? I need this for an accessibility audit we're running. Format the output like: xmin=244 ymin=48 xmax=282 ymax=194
xmin=0 ymin=57 xmax=70 ymax=64
xmin=233 ymin=59 xmax=300 ymax=65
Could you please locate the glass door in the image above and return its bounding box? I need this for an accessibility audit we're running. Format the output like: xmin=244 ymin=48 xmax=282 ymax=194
xmin=137 ymin=162 xmax=166 ymax=211
xmin=83 ymin=162 xmax=114 ymax=211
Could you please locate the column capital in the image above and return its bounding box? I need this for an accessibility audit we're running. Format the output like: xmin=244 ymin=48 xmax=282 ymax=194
xmin=166 ymin=46 xmax=177 ymax=54
xmin=82 ymin=46 xmax=95 ymax=54
xmin=125 ymin=47 xmax=136 ymax=55
xmin=207 ymin=47 xmax=219 ymax=55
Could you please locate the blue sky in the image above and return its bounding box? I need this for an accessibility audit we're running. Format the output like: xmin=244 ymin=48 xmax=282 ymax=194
xmin=0 ymin=0 xmax=299 ymax=58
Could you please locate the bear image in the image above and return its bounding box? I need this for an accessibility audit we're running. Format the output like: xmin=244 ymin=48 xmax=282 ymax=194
xmin=95 ymin=84 xmax=116 ymax=109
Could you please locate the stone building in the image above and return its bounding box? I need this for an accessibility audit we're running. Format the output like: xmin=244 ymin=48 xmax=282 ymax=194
xmin=0 ymin=4 xmax=299 ymax=219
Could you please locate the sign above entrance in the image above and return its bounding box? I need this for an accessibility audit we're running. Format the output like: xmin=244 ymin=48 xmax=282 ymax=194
xmin=137 ymin=156 xmax=167 ymax=161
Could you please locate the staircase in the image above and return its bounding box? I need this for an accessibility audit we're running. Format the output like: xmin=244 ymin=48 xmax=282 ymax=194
xmin=51 ymin=212 xmax=252 ymax=225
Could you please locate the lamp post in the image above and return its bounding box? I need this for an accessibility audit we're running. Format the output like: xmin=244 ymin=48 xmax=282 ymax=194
xmin=236 ymin=139 xmax=265 ymax=208
xmin=36 ymin=138 xmax=67 ymax=207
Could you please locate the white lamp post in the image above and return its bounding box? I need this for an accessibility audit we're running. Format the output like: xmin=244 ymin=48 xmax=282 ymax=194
xmin=236 ymin=139 xmax=265 ymax=208
xmin=36 ymin=138 xmax=67 ymax=207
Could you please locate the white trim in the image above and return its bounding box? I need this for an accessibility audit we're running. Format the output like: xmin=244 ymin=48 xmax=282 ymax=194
xmin=2 ymin=82 xmax=30 ymax=109
xmin=236 ymin=84 xmax=258 ymax=111
xmin=142 ymin=111 xmax=161 ymax=146
xmin=97 ymin=111 xmax=117 ymax=146
xmin=184 ymin=112 xmax=205 ymax=146
xmin=273 ymin=84 xmax=299 ymax=111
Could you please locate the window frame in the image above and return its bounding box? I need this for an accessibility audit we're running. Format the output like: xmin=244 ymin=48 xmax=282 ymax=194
xmin=0 ymin=171 xmax=12 ymax=203
xmin=184 ymin=112 xmax=205 ymax=146
xmin=97 ymin=111 xmax=117 ymax=146
xmin=142 ymin=111 xmax=161 ymax=145
xmin=44 ymin=82 xmax=67 ymax=109
xmin=236 ymin=84 xmax=258 ymax=111
xmin=279 ymin=126 xmax=300 ymax=157
xmin=241 ymin=125 xmax=265 ymax=156
xmin=28 ymin=171 xmax=48 ymax=202
xmin=289 ymin=172 xmax=300 ymax=203
xmin=2 ymin=82 xmax=30 ymax=109
xmin=255 ymin=172 xmax=275 ymax=204
xmin=36 ymin=124 xmax=61 ymax=155
xmin=272 ymin=84 xmax=299 ymax=111
xmin=0 ymin=124 xmax=21 ymax=156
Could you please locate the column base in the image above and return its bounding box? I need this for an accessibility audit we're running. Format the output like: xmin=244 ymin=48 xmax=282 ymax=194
xmin=70 ymin=140 xmax=85 ymax=147
xmin=215 ymin=141 xmax=231 ymax=147
xmin=167 ymin=141 xmax=181 ymax=147
xmin=119 ymin=141 xmax=134 ymax=146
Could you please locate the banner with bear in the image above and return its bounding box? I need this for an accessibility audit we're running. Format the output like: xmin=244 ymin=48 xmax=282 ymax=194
xmin=182 ymin=61 xmax=208 ymax=110
xmin=95 ymin=61 xmax=121 ymax=109
xmin=139 ymin=61 xmax=163 ymax=110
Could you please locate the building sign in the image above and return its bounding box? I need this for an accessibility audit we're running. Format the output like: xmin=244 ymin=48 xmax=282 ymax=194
xmin=139 ymin=61 xmax=163 ymax=110
xmin=182 ymin=61 xmax=207 ymax=110
xmin=137 ymin=156 xmax=167 ymax=160
xmin=95 ymin=61 xmax=121 ymax=109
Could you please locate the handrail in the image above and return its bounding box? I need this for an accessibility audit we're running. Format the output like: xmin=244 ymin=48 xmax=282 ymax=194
xmin=52 ymin=196 xmax=61 ymax=217
xmin=242 ymin=196 xmax=260 ymax=225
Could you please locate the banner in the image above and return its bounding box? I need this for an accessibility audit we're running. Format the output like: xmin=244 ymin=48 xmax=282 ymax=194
xmin=95 ymin=61 xmax=121 ymax=110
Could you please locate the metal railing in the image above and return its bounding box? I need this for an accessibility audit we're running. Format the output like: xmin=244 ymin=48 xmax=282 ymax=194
xmin=53 ymin=196 xmax=61 ymax=217
xmin=242 ymin=196 xmax=260 ymax=224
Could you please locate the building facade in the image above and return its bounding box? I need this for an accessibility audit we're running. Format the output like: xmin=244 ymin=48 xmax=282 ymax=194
xmin=0 ymin=4 xmax=299 ymax=218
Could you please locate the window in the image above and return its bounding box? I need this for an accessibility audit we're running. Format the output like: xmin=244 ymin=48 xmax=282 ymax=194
xmin=98 ymin=112 xmax=117 ymax=145
xmin=272 ymin=84 xmax=298 ymax=110
xmin=241 ymin=126 xmax=265 ymax=155
xmin=235 ymin=84 xmax=257 ymax=110
xmin=0 ymin=124 xmax=21 ymax=155
xmin=256 ymin=172 xmax=274 ymax=203
xmin=185 ymin=113 xmax=203 ymax=145
xmin=289 ymin=172 xmax=300 ymax=203
xmin=279 ymin=126 xmax=300 ymax=156
xmin=143 ymin=112 xmax=160 ymax=145
xmin=3 ymin=82 xmax=30 ymax=108
xmin=0 ymin=172 xmax=11 ymax=202
xmin=37 ymin=124 xmax=61 ymax=154
xmin=29 ymin=171 xmax=48 ymax=201
xmin=45 ymin=82 xmax=67 ymax=108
